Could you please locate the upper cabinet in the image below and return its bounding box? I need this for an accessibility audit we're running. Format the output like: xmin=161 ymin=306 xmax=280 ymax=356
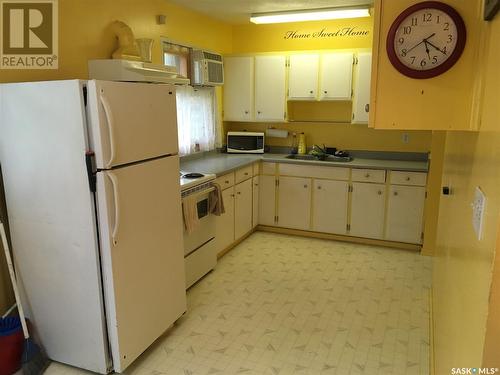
xmin=320 ymin=53 xmax=354 ymax=101
xmin=288 ymin=54 xmax=320 ymax=100
xmin=254 ymin=56 xmax=287 ymax=122
xmin=352 ymin=52 xmax=372 ymax=124
xmin=288 ymin=52 xmax=354 ymax=101
xmin=223 ymin=57 xmax=254 ymax=122
xmin=224 ymin=55 xmax=286 ymax=123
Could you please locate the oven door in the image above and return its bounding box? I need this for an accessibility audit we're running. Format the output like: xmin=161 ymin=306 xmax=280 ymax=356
xmin=182 ymin=189 xmax=216 ymax=256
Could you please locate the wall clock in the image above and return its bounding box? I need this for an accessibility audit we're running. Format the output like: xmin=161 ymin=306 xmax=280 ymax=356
xmin=386 ymin=1 xmax=466 ymax=79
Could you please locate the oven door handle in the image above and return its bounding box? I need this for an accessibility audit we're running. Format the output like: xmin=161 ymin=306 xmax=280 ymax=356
xmin=182 ymin=186 xmax=216 ymax=201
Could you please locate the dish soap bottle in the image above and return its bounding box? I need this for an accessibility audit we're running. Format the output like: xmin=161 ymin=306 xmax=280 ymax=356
xmin=298 ymin=132 xmax=307 ymax=155
xmin=291 ymin=132 xmax=298 ymax=154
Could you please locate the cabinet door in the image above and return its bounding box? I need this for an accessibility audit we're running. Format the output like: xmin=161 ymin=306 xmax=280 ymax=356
xmin=288 ymin=54 xmax=320 ymax=100
xmin=277 ymin=176 xmax=311 ymax=230
xmin=223 ymin=57 xmax=254 ymax=121
xmin=386 ymin=185 xmax=425 ymax=244
xmin=215 ymin=187 xmax=235 ymax=251
xmin=312 ymin=180 xmax=349 ymax=234
xmin=352 ymin=52 xmax=372 ymax=124
xmin=350 ymin=182 xmax=385 ymax=239
xmin=258 ymin=175 xmax=276 ymax=226
xmin=252 ymin=176 xmax=259 ymax=228
xmin=234 ymin=179 xmax=253 ymax=240
xmin=320 ymin=53 xmax=353 ymax=100
xmin=255 ymin=55 xmax=286 ymax=121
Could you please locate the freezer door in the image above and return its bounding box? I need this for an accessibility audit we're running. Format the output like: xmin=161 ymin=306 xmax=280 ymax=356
xmin=0 ymin=80 xmax=110 ymax=373
xmin=96 ymin=155 xmax=186 ymax=372
xmin=87 ymin=80 xmax=179 ymax=169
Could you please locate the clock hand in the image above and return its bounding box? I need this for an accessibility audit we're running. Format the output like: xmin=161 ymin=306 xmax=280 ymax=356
xmin=426 ymin=40 xmax=447 ymax=55
xmin=405 ymin=33 xmax=437 ymax=54
xmin=424 ymin=41 xmax=432 ymax=60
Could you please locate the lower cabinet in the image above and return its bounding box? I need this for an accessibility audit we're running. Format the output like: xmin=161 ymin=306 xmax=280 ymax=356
xmin=349 ymin=182 xmax=386 ymax=239
xmin=252 ymin=176 xmax=259 ymax=228
xmin=277 ymin=176 xmax=311 ymax=230
xmin=258 ymin=175 xmax=276 ymax=226
xmin=234 ymin=179 xmax=253 ymax=239
xmin=312 ymin=179 xmax=349 ymax=235
xmin=386 ymin=185 xmax=425 ymax=244
xmin=215 ymin=187 xmax=235 ymax=251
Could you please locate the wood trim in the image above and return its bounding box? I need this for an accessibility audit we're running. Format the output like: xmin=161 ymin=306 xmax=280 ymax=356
xmin=217 ymin=228 xmax=256 ymax=259
xmin=256 ymin=225 xmax=421 ymax=252
xmin=369 ymin=0 xmax=383 ymax=129
xmin=430 ymin=286 xmax=435 ymax=375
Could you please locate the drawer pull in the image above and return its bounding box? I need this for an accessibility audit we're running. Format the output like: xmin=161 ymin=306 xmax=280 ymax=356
xmin=393 ymin=191 xmax=398 ymax=196
xmin=405 ymin=176 xmax=411 ymax=181
xmin=237 ymin=192 xmax=241 ymax=195
xmin=365 ymin=173 xmax=370 ymax=178
xmin=317 ymin=186 xmax=322 ymax=190
xmin=255 ymin=183 xmax=259 ymax=186
xmin=377 ymin=190 xmax=382 ymax=195
xmin=244 ymin=172 xmax=249 ymax=175
xmin=231 ymin=194 xmax=235 ymax=197
xmin=304 ymin=184 xmax=308 ymax=188
xmin=244 ymin=110 xmax=249 ymax=114
xmin=225 ymin=180 xmax=229 ymax=184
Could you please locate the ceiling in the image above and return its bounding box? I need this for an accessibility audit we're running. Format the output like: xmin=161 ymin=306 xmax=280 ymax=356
xmin=168 ymin=0 xmax=373 ymax=25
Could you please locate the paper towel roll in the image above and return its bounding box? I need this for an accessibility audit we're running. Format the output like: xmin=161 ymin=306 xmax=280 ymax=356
xmin=266 ymin=128 xmax=289 ymax=138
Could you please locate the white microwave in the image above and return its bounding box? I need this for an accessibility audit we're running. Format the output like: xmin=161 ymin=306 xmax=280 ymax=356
xmin=227 ymin=132 xmax=265 ymax=154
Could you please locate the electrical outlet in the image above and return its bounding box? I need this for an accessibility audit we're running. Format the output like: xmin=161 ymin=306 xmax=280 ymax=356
xmin=472 ymin=187 xmax=486 ymax=240
xmin=402 ymin=133 xmax=410 ymax=144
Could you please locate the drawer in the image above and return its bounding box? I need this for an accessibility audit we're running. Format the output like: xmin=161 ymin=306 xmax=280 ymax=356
xmin=252 ymin=162 xmax=260 ymax=176
xmin=235 ymin=165 xmax=253 ymax=183
xmin=390 ymin=171 xmax=427 ymax=186
xmin=279 ymin=163 xmax=349 ymax=180
xmin=351 ymin=169 xmax=386 ymax=183
xmin=215 ymin=172 xmax=235 ymax=190
xmin=261 ymin=162 xmax=276 ymax=175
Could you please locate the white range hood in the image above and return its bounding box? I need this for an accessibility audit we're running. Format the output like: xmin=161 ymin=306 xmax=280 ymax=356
xmin=88 ymin=59 xmax=190 ymax=85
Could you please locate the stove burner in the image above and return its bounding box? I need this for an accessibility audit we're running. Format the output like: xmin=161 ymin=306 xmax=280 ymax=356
xmin=182 ymin=172 xmax=205 ymax=179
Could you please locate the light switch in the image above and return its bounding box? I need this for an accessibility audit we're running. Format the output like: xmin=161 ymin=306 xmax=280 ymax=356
xmin=472 ymin=187 xmax=486 ymax=240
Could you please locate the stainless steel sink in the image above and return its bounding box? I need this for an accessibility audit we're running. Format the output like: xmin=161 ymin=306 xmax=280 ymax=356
xmin=285 ymin=154 xmax=352 ymax=162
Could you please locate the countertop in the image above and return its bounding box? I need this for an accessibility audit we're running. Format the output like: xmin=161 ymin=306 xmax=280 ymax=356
xmin=180 ymin=152 xmax=429 ymax=177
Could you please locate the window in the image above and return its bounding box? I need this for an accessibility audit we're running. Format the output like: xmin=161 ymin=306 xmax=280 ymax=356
xmin=162 ymin=41 xmax=190 ymax=79
xmin=176 ymin=86 xmax=217 ymax=156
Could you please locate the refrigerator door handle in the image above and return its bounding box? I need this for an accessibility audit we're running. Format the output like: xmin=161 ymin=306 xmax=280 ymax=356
xmin=100 ymin=94 xmax=116 ymax=168
xmin=107 ymin=172 xmax=120 ymax=245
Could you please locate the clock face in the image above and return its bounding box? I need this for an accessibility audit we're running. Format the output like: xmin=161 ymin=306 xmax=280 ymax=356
xmin=387 ymin=1 xmax=466 ymax=79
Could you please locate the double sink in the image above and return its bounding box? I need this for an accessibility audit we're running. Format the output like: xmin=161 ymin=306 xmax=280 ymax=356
xmin=285 ymin=154 xmax=353 ymax=163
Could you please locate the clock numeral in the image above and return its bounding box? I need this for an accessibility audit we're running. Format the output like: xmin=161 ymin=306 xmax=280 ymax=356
xmin=398 ymin=37 xmax=404 ymax=44
xmin=432 ymin=56 xmax=438 ymax=64
xmin=437 ymin=15 xmax=441 ymax=24
xmin=447 ymin=34 xmax=453 ymax=43
xmin=422 ymin=12 xmax=432 ymax=22
xmin=401 ymin=49 xmax=408 ymax=57
xmin=444 ymin=22 xmax=450 ymax=31
xmin=443 ymin=46 xmax=447 ymax=55
xmin=411 ymin=17 xmax=418 ymax=26
xmin=420 ymin=59 xmax=427 ymax=67
xmin=403 ymin=26 xmax=412 ymax=35
xmin=410 ymin=56 xmax=416 ymax=64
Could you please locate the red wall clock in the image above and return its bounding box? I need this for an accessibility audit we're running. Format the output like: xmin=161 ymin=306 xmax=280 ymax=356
xmin=386 ymin=1 xmax=466 ymax=79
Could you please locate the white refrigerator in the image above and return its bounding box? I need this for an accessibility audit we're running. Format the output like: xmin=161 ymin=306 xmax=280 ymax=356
xmin=0 ymin=80 xmax=187 ymax=373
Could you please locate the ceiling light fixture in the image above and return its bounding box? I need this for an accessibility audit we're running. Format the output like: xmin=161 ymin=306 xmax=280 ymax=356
xmin=250 ymin=7 xmax=370 ymax=24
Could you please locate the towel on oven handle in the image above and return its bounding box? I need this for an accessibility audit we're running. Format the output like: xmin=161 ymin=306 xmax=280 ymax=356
xmin=209 ymin=183 xmax=225 ymax=216
xmin=182 ymin=195 xmax=199 ymax=234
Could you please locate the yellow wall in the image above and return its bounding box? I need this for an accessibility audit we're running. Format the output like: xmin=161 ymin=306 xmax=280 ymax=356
xmin=432 ymin=11 xmax=500 ymax=373
xmin=370 ymin=0 xmax=484 ymax=131
xmin=0 ymin=0 xmax=232 ymax=83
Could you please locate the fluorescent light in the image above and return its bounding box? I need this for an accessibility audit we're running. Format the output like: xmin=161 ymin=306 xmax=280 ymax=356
xmin=250 ymin=7 xmax=370 ymax=24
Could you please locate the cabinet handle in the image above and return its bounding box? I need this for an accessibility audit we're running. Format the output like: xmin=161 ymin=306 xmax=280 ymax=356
xmin=393 ymin=191 xmax=398 ymax=196
xmin=304 ymin=184 xmax=308 ymax=188
xmin=244 ymin=172 xmax=249 ymax=175
xmin=317 ymin=186 xmax=322 ymax=190
xmin=244 ymin=110 xmax=249 ymax=114
xmin=405 ymin=176 xmax=411 ymax=181
xmin=231 ymin=194 xmax=235 ymax=197
xmin=365 ymin=173 xmax=370 ymax=178
xmin=237 ymin=192 xmax=241 ymax=195
xmin=365 ymin=104 xmax=370 ymax=113
xmin=225 ymin=180 xmax=229 ymax=184
xmin=377 ymin=190 xmax=382 ymax=195
xmin=324 ymin=91 xmax=328 ymax=94
xmin=257 ymin=111 xmax=262 ymax=114
xmin=309 ymin=90 xmax=314 ymax=94
xmin=255 ymin=183 xmax=259 ymax=186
